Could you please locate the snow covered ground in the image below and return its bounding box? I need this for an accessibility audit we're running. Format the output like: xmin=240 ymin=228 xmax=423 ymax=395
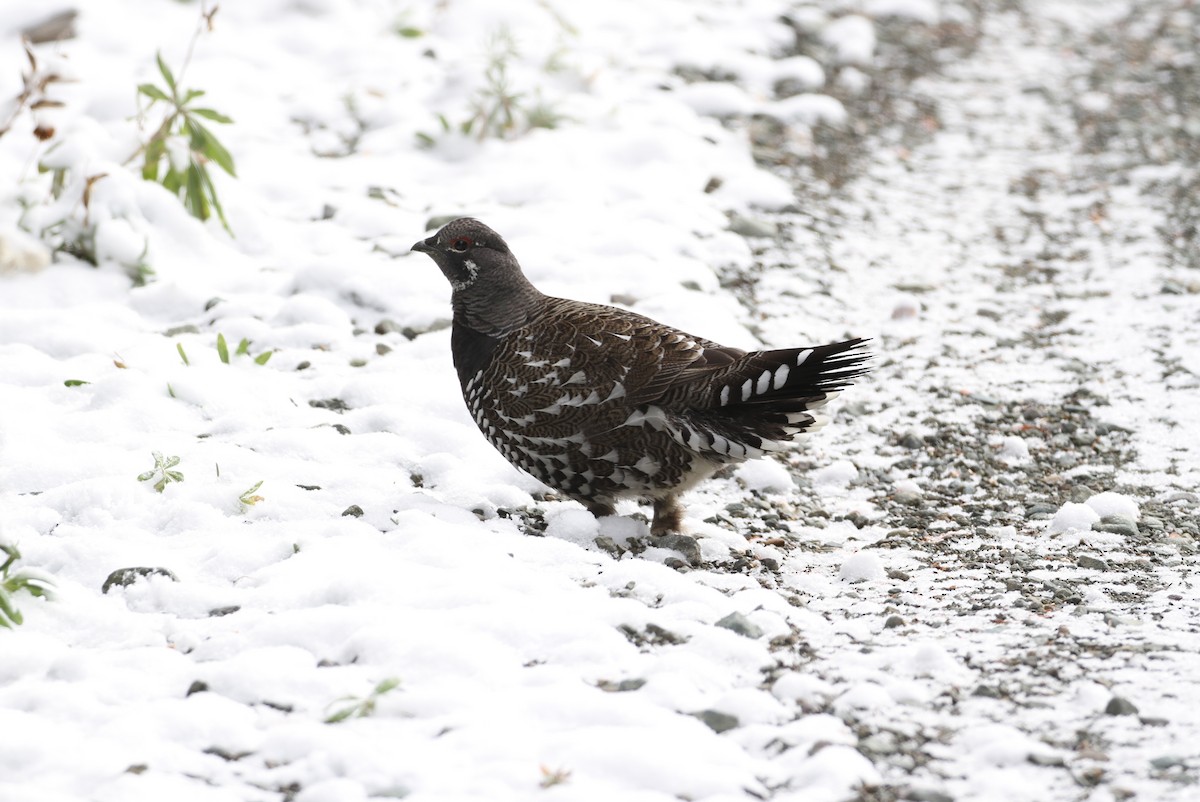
xmin=2 ymin=1 xmax=1198 ymax=801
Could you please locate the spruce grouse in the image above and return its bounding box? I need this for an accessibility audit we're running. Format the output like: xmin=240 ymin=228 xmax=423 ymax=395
xmin=412 ymin=218 xmax=869 ymax=535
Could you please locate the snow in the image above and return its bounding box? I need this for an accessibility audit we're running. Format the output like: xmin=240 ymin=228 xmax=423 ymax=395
xmin=3 ymin=1 xmax=1200 ymax=802
xmin=734 ymin=458 xmax=795 ymax=493
xmin=1048 ymin=502 xmax=1101 ymax=533
xmin=1085 ymin=491 xmax=1140 ymax=521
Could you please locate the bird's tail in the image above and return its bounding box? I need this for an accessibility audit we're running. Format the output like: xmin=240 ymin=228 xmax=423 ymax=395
xmin=709 ymin=338 xmax=870 ymax=447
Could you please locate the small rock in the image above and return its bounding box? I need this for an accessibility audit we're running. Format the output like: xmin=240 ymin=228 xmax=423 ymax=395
xmin=658 ymin=534 xmax=703 ymax=566
xmin=207 ymin=605 xmax=240 ymax=617
xmin=715 ymin=612 xmax=764 ymax=639
xmin=905 ymin=789 xmax=954 ymax=802
xmin=893 ymin=490 xmax=925 ymax=507
xmin=375 ymin=343 xmax=392 ymax=356
xmin=728 ymin=214 xmax=779 ymax=238
xmin=1076 ymin=555 xmax=1109 ymax=571
xmin=186 ymin=680 xmax=209 ymax=696
xmin=1093 ymin=516 xmax=1138 ymax=537
xmin=375 ymin=319 xmax=403 ymax=335
xmin=1026 ymin=502 xmax=1059 ymax=518
xmin=884 ymin=615 xmax=904 ymax=629
xmin=693 ymin=709 xmax=739 ymax=733
xmin=972 ymin=685 xmax=1002 ymax=698
xmin=1027 ymin=752 xmax=1066 ymax=767
xmin=1149 ymin=755 xmax=1185 ymax=770
xmin=163 ymin=324 xmax=200 ymax=337
xmin=593 ymin=535 xmax=623 ymax=558
xmin=1105 ymin=696 xmax=1138 ymax=716
xmin=342 ymin=505 xmax=364 ymax=517
xmin=101 ymin=567 xmax=178 ymax=594
xmin=899 ymin=431 xmax=924 ymax=449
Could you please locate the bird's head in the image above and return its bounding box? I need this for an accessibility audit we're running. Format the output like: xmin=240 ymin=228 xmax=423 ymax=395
xmin=412 ymin=218 xmax=543 ymax=335
xmin=411 ymin=217 xmax=520 ymax=293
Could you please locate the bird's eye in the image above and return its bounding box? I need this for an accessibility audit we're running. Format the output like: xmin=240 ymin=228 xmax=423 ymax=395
xmin=449 ymin=236 xmax=473 ymax=252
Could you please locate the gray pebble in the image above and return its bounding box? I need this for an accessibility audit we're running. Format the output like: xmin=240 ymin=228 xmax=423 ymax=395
xmin=658 ymin=534 xmax=703 ymax=566
xmin=884 ymin=615 xmax=905 ymax=629
xmin=1076 ymin=555 xmax=1109 ymax=571
xmin=1094 ymin=516 xmax=1139 ymax=537
xmin=693 ymin=709 xmax=739 ymax=733
xmin=1105 ymin=696 xmax=1139 ymax=716
xmin=715 ymin=612 xmax=765 ymax=639
xmin=1149 ymin=755 xmax=1186 ymax=770
xmin=101 ymin=566 xmax=178 ymax=594
xmin=594 ymin=535 xmax=623 ymax=558
xmin=728 ymin=214 xmax=780 ymax=238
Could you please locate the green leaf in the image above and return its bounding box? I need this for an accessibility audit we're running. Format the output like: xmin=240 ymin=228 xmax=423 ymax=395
xmin=324 ymin=706 xmax=356 ymax=724
xmin=63 ymin=379 xmax=90 ymax=387
xmin=254 ymin=351 xmax=273 ymax=366
xmin=180 ymin=88 xmax=206 ymax=105
xmin=137 ymin=470 xmax=157 ymax=482
xmin=187 ymin=119 xmax=236 ymax=177
xmin=176 ymin=342 xmax=190 ymax=366
xmin=374 ymin=677 xmax=402 ymax=695
xmin=216 ymin=333 xmax=229 ymax=364
xmin=156 ymin=51 xmax=177 ymax=94
xmin=396 ymin=26 xmax=424 ymax=38
xmin=161 ymin=167 xmax=184 ymax=194
xmin=167 ymin=383 xmax=176 ymax=398
xmin=191 ymin=108 xmax=233 ymax=124
xmin=143 ymin=137 xmax=166 ymax=181
xmin=138 ymin=83 xmax=171 ymax=103
xmin=185 ymin=164 xmax=210 ymax=220
xmin=197 ymin=164 xmax=232 ymax=234
xmin=236 ymin=338 xmax=251 ymax=356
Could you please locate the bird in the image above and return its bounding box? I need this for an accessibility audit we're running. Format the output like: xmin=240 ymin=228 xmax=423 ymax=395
xmin=411 ymin=218 xmax=868 ymax=536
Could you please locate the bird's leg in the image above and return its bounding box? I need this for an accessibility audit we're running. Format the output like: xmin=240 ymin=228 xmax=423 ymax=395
xmin=586 ymin=500 xmax=617 ymax=521
xmin=650 ymin=495 xmax=684 ymax=536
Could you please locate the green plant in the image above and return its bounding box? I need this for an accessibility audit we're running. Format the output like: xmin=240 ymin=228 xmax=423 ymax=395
xmin=239 ymin=480 xmax=264 ymax=508
xmin=216 ymin=333 xmax=272 ymax=365
xmin=324 ymin=677 xmax=402 ymax=723
xmin=138 ymin=451 xmax=184 ymax=493
xmin=416 ymin=28 xmax=563 ymax=147
xmin=1 ymin=544 xmax=54 ymax=628
xmin=135 ymin=50 xmax=235 ymax=231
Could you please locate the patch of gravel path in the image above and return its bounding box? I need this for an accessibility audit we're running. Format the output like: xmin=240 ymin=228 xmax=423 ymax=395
xmin=697 ymin=1 xmax=1200 ymax=799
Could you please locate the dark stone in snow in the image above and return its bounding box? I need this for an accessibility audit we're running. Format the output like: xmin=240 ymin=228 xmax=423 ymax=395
xmin=899 ymin=431 xmax=924 ymax=449
xmin=1105 ymin=696 xmax=1139 ymax=716
xmin=905 ymin=789 xmax=955 ymax=802
xmin=1076 ymin=555 xmax=1109 ymax=571
xmin=658 ymin=534 xmax=702 ymax=566
xmin=693 ymin=709 xmax=739 ymax=733
xmin=101 ymin=566 xmax=178 ymax=594
xmin=593 ymin=535 xmax=622 ymax=558
xmin=342 ymin=505 xmax=364 ymax=518
xmin=884 ymin=615 xmax=905 ymax=629
xmin=208 ymin=605 xmax=240 ymax=617
xmin=186 ymin=680 xmax=209 ymax=696
xmin=715 ymin=612 xmax=764 ymax=639
xmin=1093 ymin=516 xmax=1138 ymax=537
xmin=1026 ymin=502 xmax=1058 ymax=517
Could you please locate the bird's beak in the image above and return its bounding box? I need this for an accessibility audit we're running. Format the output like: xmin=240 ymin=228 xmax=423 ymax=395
xmin=411 ymin=237 xmax=434 ymax=254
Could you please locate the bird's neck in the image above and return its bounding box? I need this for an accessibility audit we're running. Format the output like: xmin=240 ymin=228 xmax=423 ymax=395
xmin=451 ymin=277 xmax=545 ymax=338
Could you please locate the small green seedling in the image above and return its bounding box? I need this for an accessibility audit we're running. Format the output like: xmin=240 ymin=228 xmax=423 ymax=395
xmin=138 ymin=451 xmax=184 ymax=493
xmin=1 ymin=544 xmax=54 ymax=628
xmin=239 ymin=481 xmax=264 ymax=508
xmin=324 ymin=677 xmax=402 ymax=723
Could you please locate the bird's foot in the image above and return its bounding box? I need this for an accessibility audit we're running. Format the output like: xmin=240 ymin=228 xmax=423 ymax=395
xmin=650 ymin=496 xmax=685 ymax=537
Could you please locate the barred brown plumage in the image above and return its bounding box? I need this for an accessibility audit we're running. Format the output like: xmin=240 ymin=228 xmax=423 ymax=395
xmin=412 ymin=217 xmax=869 ymax=535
